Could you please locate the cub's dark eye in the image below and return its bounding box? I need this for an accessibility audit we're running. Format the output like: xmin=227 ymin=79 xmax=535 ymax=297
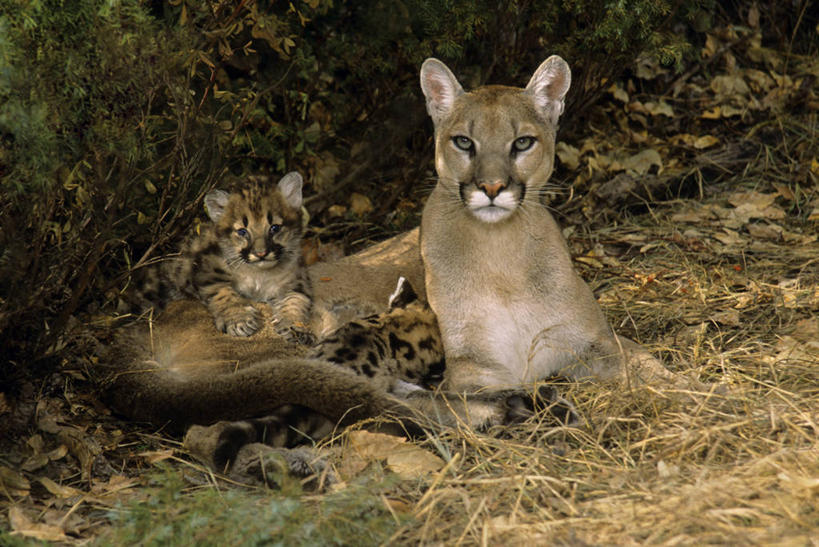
xmin=513 ymin=136 xmax=536 ymax=152
xmin=236 ymin=228 xmax=248 ymax=237
xmin=269 ymin=224 xmax=281 ymax=235
xmin=452 ymin=135 xmax=474 ymax=151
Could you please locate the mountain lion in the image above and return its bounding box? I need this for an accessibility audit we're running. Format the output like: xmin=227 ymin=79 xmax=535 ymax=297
xmin=123 ymin=172 xmax=312 ymax=341
xmin=419 ymin=56 xmax=676 ymax=391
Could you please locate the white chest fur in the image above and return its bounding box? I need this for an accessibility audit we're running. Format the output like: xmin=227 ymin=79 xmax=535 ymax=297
xmin=233 ymin=262 xmax=296 ymax=303
xmin=422 ymin=202 xmax=611 ymax=384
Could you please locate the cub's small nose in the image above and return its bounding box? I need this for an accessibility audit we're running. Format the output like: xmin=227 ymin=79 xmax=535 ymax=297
xmin=254 ymin=250 xmax=268 ymax=258
xmin=478 ymin=181 xmax=506 ymax=199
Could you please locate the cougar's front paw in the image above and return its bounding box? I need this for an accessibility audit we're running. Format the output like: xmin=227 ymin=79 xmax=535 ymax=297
xmin=214 ymin=306 xmax=260 ymax=337
xmin=504 ymin=385 xmax=579 ymax=426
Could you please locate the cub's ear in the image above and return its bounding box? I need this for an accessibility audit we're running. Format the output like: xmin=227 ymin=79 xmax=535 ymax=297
xmin=525 ymin=55 xmax=571 ymax=124
xmin=420 ymin=58 xmax=464 ymax=126
xmin=387 ymin=276 xmax=419 ymax=310
xmin=277 ymin=171 xmax=304 ymax=210
xmin=204 ymin=189 xmax=231 ymax=222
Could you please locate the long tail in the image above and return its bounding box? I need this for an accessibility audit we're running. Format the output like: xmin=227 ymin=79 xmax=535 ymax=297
xmin=102 ymin=357 xmax=412 ymax=430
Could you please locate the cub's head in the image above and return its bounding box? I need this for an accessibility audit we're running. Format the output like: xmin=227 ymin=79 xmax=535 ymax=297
xmin=204 ymin=171 xmax=304 ymax=269
xmin=420 ymin=56 xmax=570 ymax=223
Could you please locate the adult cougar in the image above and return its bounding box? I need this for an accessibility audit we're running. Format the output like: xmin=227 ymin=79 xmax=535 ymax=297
xmin=420 ymin=56 xmax=673 ymax=391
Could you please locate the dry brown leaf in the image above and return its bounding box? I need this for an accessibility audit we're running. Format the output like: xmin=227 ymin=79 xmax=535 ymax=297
xmin=387 ymin=448 xmax=445 ymax=480
xmin=0 ymin=466 xmax=30 ymax=493
xmin=711 ymin=309 xmax=740 ymax=327
xmin=643 ymin=101 xmax=674 ymax=117
xmin=693 ymin=135 xmax=720 ymax=149
xmin=342 ymin=431 xmax=444 ymax=480
xmin=746 ymin=222 xmax=784 ymax=240
xmin=139 ymin=449 xmax=175 ymax=464
xmin=711 ymin=74 xmax=750 ymax=98
xmin=326 ymin=204 xmax=347 ymax=218
xmin=349 ymin=193 xmax=374 ymax=216
xmin=701 ymin=106 xmax=722 ymax=119
xmin=621 ymin=149 xmax=662 ymax=175
xmin=727 ymin=191 xmax=785 ymax=222
xmin=713 ymin=229 xmax=745 ymax=247
xmin=556 ymin=142 xmax=580 ymax=170
xmin=8 ymin=506 xmax=67 ymax=542
xmin=21 ymin=454 xmax=49 ymax=472
xmin=609 ymin=83 xmax=629 ymax=103
xmin=39 ymin=476 xmax=82 ymax=498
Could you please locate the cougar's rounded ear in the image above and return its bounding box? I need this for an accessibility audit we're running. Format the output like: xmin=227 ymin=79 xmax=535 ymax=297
xmin=525 ymin=55 xmax=571 ymax=124
xmin=420 ymin=58 xmax=464 ymax=126
xmin=277 ymin=171 xmax=304 ymax=210
xmin=204 ymin=189 xmax=231 ymax=222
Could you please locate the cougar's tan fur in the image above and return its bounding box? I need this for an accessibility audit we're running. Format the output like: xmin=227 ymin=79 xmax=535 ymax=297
xmin=419 ymin=56 xmax=677 ymax=391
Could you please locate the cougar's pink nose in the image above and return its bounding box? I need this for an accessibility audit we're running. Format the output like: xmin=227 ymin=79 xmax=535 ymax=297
xmin=478 ymin=181 xmax=506 ymax=199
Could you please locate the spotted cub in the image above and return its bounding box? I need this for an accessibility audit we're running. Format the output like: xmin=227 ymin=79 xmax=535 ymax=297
xmin=127 ymin=172 xmax=312 ymax=340
xmin=309 ymin=276 xmax=445 ymax=393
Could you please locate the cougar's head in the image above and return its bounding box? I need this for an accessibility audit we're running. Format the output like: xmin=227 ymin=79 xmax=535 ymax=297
xmin=204 ymin=171 xmax=304 ymax=269
xmin=420 ymin=56 xmax=570 ymax=223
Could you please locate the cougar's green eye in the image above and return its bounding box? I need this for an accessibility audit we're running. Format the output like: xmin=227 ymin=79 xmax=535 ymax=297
xmin=269 ymin=224 xmax=281 ymax=235
xmin=452 ymin=135 xmax=474 ymax=151
xmin=513 ymin=136 xmax=536 ymax=152
xmin=236 ymin=228 xmax=248 ymax=237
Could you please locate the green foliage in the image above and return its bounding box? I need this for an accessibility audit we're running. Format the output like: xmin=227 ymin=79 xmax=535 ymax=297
xmin=100 ymin=468 xmax=403 ymax=546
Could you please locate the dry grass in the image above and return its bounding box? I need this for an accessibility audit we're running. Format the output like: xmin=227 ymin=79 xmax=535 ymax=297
xmin=376 ymin=186 xmax=819 ymax=544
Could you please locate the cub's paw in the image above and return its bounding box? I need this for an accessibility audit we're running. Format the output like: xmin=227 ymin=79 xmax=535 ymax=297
xmin=273 ymin=319 xmax=316 ymax=346
xmin=214 ymin=306 xmax=260 ymax=337
xmin=233 ymin=445 xmax=336 ymax=490
xmin=504 ymin=385 xmax=579 ymax=426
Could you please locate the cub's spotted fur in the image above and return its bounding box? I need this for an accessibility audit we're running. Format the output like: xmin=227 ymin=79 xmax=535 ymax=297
xmin=194 ymin=277 xmax=447 ymax=454
xmin=127 ymin=172 xmax=312 ymax=340
xmin=310 ymin=277 xmax=444 ymax=392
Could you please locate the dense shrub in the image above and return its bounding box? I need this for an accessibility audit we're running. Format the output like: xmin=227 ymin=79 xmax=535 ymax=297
xmin=0 ymin=0 xmax=718 ymax=388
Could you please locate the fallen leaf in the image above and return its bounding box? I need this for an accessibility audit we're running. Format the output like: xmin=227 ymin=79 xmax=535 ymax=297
xmin=0 ymin=466 xmax=30 ymax=493
xmin=711 ymin=74 xmax=750 ymax=98
xmin=609 ymin=83 xmax=629 ymax=103
xmin=701 ymin=106 xmax=722 ymax=119
xmin=21 ymin=454 xmax=49 ymax=472
xmin=139 ymin=449 xmax=175 ymax=464
xmin=693 ymin=135 xmax=720 ymax=149
xmin=711 ymin=309 xmax=740 ymax=326
xmin=772 ymin=183 xmax=795 ymax=201
xmin=643 ymin=100 xmax=674 ymax=117
xmin=8 ymin=506 xmax=67 ymax=542
xmin=39 ymin=476 xmax=82 ymax=498
xmin=387 ymin=448 xmax=445 ymax=479
xmin=713 ymin=229 xmax=745 ymax=247
xmin=575 ymin=256 xmax=604 ymax=269
xmin=621 ymin=149 xmax=662 ymax=175
xmin=746 ymin=222 xmax=783 ymax=240
xmin=556 ymin=142 xmax=580 ymax=170
xmin=349 ymin=193 xmax=373 ymax=216
xmin=342 ymin=431 xmax=444 ymax=480
xmin=327 ymin=204 xmax=347 ymax=218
